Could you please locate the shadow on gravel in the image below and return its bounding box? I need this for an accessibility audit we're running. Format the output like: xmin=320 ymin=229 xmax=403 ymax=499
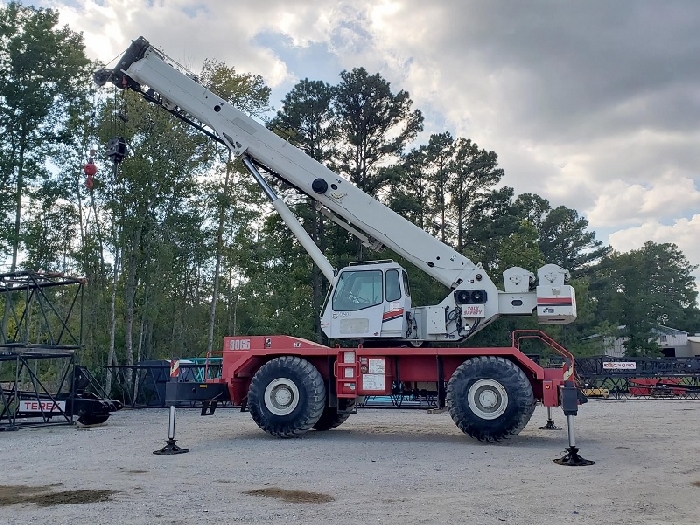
xmin=207 ymin=426 xmax=594 ymax=449
xmin=242 ymin=487 xmax=335 ymax=503
xmin=0 ymin=484 xmax=117 ymax=506
xmin=303 ymin=428 xmax=588 ymax=448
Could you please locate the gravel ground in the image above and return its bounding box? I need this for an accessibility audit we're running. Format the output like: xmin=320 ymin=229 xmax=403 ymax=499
xmin=1 ymin=400 xmax=699 ymax=524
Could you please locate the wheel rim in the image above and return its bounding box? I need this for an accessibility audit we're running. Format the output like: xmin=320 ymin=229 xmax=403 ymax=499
xmin=468 ymin=379 xmax=509 ymax=420
xmin=264 ymin=378 xmax=301 ymax=416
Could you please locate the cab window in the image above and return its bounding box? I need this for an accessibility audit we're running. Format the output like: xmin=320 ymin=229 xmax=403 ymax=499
xmin=332 ymin=270 xmax=383 ymax=311
xmin=385 ymin=269 xmax=401 ymax=302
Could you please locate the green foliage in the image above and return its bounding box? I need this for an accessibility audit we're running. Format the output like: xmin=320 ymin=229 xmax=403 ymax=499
xmin=334 ymin=67 xmax=423 ymax=196
xmin=268 ymin=79 xmax=338 ymax=341
xmin=200 ymin=59 xmax=270 ymax=117
xmin=539 ymin=206 xmax=610 ymax=276
xmin=269 ymin=79 xmax=336 ymax=162
xmin=512 ymin=194 xmax=610 ymax=276
xmin=446 ymin=138 xmax=504 ymax=254
xmin=0 ymin=1 xmax=91 ymax=270
xmin=1 ymin=9 xmax=697 ymax=377
xmin=590 ymin=241 xmax=700 ymax=356
xmin=494 ymin=220 xmax=544 ymax=277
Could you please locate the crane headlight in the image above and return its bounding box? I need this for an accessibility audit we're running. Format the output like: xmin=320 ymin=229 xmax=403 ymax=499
xmin=454 ymin=290 xmax=488 ymax=304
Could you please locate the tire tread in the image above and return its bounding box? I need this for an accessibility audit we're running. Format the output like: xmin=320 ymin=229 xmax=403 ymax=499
xmin=248 ymin=356 xmax=326 ymax=438
xmin=446 ymin=356 xmax=535 ymax=442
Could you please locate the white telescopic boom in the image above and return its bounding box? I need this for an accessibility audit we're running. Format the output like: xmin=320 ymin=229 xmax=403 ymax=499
xmin=98 ymin=38 xmax=480 ymax=290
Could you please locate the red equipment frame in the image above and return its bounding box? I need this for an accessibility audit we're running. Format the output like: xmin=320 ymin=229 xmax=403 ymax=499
xmin=203 ymin=330 xmax=574 ymax=409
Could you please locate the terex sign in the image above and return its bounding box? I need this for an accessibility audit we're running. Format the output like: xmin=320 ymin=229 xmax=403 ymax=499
xmin=19 ymin=399 xmax=66 ymax=413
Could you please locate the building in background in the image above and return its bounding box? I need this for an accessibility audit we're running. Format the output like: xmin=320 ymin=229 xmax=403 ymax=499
xmin=604 ymin=325 xmax=693 ymax=358
xmin=687 ymin=336 xmax=700 ymax=357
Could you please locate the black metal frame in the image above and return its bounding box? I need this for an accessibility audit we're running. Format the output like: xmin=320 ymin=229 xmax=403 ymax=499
xmin=0 ymin=271 xmax=121 ymax=429
xmin=0 ymin=349 xmax=77 ymax=429
xmin=107 ymin=364 xmax=171 ymax=407
xmin=0 ymin=271 xmax=84 ymax=351
xmin=575 ymin=356 xmax=700 ymax=400
xmin=106 ymin=362 xmax=230 ymax=408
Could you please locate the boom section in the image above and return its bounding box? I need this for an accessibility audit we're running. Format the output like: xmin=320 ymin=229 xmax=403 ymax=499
xmin=99 ymin=37 xmax=477 ymax=290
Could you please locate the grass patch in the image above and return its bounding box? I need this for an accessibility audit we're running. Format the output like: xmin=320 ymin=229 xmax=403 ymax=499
xmin=0 ymin=484 xmax=117 ymax=506
xmin=242 ymin=487 xmax=334 ymax=504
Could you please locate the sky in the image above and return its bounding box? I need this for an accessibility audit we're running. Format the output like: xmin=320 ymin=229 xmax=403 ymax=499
xmin=17 ymin=0 xmax=700 ymax=283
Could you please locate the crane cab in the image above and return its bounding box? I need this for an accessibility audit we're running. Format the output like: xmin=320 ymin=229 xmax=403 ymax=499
xmin=321 ymin=261 xmax=412 ymax=340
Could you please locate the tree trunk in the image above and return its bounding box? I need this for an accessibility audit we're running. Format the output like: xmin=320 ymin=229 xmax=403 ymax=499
xmin=105 ymin=246 xmax=121 ymax=395
xmin=133 ymin=279 xmax=149 ymax=402
xmin=207 ymin=153 xmax=233 ymax=354
xmin=89 ymin=187 xmax=106 ymax=277
xmin=227 ymin=268 xmax=235 ymax=335
xmin=10 ymin=137 xmax=26 ymax=272
xmin=124 ymin=224 xmax=141 ymax=380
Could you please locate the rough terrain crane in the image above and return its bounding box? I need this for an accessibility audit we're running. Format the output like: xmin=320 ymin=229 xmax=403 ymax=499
xmin=95 ymin=38 xmax=587 ymax=451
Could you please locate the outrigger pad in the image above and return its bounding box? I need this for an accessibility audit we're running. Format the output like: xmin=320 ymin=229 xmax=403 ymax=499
xmin=153 ymin=439 xmax=189 ymax=455
xmin=539 ymin=420 xmax=561 ymax=430
xmin=554 ymin=446 xmax=595 ymax=466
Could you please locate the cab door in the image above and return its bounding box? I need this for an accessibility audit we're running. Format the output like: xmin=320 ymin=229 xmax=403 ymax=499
xmin=380 ymin=268 xmax=411 ymax=338
xmin=322 ymin=268 xmax=384 ymax=338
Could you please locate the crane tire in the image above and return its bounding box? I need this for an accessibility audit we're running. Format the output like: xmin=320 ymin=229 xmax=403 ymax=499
xmin=312 ymin=401 xmax=355 ymax=431
xmin=248 ymin=356 xmax=326 ymax=438
xmin=447 ymin=356 xmax=535 ymax=442
xmin=77 ymin=413 xmax=110 ymax=426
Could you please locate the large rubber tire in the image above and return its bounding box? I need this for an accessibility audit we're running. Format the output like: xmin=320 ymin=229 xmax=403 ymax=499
xmin=312 ymin=401 xmax=355 ymax=431
xmin=77 ymin=413 xmax=110 ymax=426
xmin=447 ymin=356 xmax=535 ymax=442
xmin=248 ymin=356 xmax=326 ymax=438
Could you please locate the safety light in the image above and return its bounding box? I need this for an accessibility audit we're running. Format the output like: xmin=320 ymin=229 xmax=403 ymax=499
xmin=454 ymin=289 xmax=488 ymax=304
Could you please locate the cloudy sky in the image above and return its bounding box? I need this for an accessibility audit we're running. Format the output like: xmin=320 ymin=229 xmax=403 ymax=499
xmin=24 ymin=0 xmax=700 ymax=279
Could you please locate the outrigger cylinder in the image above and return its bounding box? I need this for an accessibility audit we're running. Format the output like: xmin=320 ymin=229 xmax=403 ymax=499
xmin=153 ymin=405 xmax=189 ymax=455
xmin=553 ymin=382 xmax=594 ymax=466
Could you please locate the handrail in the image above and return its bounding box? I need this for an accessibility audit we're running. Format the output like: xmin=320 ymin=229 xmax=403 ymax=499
xmin=512 ymin=330 xmax=575 ymax=379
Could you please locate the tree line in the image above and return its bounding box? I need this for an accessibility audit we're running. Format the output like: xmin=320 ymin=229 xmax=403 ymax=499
xmin=1 ymin=3 xmax=699 ymax=384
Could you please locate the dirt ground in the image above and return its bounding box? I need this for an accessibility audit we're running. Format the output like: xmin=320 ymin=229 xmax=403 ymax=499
xmin=0 ymin=400 xmax=698 ymax=525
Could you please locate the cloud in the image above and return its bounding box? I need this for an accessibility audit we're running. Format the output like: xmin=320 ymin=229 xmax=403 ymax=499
xmin=44 ymin=0 xmax=305 ymax=87
xmin=587 ymin=175 xmax=700 ymax=228
xmin=29 ymin=0 xmax=700 ymax=275
xmin=608 ymin=215 xmax=700 ymax=280
xmin=316 ymin=1 xmax=700 ymax=215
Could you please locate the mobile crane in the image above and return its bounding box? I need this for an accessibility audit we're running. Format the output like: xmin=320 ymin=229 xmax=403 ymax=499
xmin=95 ymin=38 xmax=587 ymax=450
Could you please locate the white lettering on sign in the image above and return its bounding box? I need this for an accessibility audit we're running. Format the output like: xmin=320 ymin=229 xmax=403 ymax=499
xmin=602 ymin=362 xmax=637 ymax=370
xmin=229 ymin=338 xmax=251 ymax=351
xmin=19 ymin=400 xmax=66 ymax=413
